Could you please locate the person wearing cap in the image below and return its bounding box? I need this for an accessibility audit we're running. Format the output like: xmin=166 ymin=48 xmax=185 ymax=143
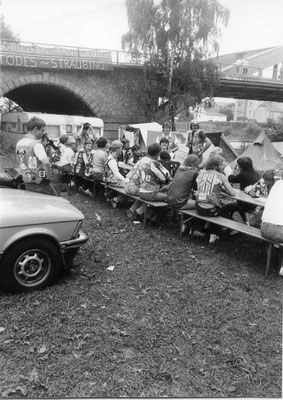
xmin=156 ymin=121 xmax=179 ymax=155
xmin=15 ymin=116 xmax=58 ymax=196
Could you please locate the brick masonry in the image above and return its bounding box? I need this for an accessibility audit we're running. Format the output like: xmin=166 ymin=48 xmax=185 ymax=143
xmin=0 ymin=65 xmax=158 ymax=138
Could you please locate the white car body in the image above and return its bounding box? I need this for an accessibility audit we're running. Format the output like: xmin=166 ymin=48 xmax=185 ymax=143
xmin=0 ymin=188 xmax=88 ymax=292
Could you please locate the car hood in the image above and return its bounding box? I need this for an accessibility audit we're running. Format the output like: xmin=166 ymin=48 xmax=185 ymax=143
xmin=0 ymin=188 xmax=85 ymax=227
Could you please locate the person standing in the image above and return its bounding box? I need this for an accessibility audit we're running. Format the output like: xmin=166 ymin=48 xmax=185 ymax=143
xmin=187 ymin=121 xmax=212 ymax=161
xmin=75 ymin=122 xmax=96 ymax=148
xmin=242 ymin=58 xmax=249 ymax=75
xmin=16 ymin=116 xmax=58 ymax=196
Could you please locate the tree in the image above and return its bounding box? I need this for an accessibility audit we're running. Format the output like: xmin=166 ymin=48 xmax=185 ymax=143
xmin=122 ymin=0 xmax=230 ymax=119
xmin=0 ymin=15 xmax=21 ymax=113
xmin=0 ymin=15 xmax=19 ymax=41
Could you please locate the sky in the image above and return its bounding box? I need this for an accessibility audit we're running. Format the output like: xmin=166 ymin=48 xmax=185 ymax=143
xmin=1 ymin=0 xmax=283 ymax=55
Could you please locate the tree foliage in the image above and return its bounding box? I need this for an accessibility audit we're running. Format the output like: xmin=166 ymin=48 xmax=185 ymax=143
xmin=122 ymin=0 xmax=230 ymax=110
xmin=0 ymin=16 xmax=21 ymax=113
xmin=0 ymin=15 xmax=19 ymax=41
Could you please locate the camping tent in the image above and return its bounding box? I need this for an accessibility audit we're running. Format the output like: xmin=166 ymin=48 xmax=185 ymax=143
xmin=118 ymin=122 xmax=163 ymax=149
xmin=206 ymin=132 xmax=239 ymax=163
xmin=118 ymin=124 xmax=238 ymax=165
xmin=174 ymin=131 xmax=238 ymax=164
xmin=230 ymin=132 xmax=283 ymax=172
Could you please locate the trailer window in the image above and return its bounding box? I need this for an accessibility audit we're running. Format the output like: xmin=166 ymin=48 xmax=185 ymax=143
xmin=12 ymin=122 xmax=17 ymax=128
xmin=46 ymin=126 xmax=60 ymax=139
xmin=66 ymin=124 xmax=72 ymax=133
xmin=92 ymin=127 xmax=101 ymax=137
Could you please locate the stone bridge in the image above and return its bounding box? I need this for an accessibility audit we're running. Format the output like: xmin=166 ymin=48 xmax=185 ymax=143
xmin=0 ymin=40 xmax=158 ymax=138
xmin=2 ymin=40 xmax=283 ymax=137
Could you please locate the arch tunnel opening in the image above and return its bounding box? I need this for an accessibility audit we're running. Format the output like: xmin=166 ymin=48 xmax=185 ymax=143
xmin=4 ymin=83 xmax=95 ymax=116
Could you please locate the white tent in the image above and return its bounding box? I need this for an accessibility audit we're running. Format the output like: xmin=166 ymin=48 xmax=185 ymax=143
xmin=119 ymin=122 xmax=163 ymax=149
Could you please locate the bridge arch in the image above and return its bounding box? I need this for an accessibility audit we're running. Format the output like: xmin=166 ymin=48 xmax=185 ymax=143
xmin=0 ymin=73 xmax=102 ymax=117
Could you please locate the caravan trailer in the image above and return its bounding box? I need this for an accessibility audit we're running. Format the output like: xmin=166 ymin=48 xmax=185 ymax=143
xmin=1 ymin=112 xmax=104 ymax=147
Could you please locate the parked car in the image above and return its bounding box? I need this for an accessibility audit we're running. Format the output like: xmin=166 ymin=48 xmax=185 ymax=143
xmin=0 ymin=187 xmax=88 ymax=293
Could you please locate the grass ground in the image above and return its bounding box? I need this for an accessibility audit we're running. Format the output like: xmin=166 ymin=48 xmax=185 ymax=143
xmin=0 ymin=139 xmax=282 ymax=397
xmin=0 ymin=179 xmax=282 ymax=397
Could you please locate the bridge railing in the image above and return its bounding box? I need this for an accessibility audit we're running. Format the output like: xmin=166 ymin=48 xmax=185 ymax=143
xmin=215 ymin=61 xmax=283 ymax=82
xmin=0 ymin=39 xmax=156 ymax=66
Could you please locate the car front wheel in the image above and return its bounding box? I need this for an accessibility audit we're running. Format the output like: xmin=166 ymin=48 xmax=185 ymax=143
xmin=0 ymin=238 xmax=62 ymax=293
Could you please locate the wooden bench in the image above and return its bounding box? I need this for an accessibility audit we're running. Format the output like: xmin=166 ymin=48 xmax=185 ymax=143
xmin=177 ymin=208 xmax=283 ymax=277
xmin=105 ymin=185 xmax=168 ymax=228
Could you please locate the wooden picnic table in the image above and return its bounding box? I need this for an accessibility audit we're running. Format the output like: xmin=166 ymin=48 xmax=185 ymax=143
xmin=222 ymin=188 xmax=266 ymax=207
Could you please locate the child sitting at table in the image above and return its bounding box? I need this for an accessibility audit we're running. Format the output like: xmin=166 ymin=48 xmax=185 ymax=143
xmin=246 ymin=169 xmax=275 ymax=228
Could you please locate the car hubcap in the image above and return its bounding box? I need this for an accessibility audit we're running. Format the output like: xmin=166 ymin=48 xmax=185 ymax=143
xmin=14 ymin=250 xmax=51 ymax=287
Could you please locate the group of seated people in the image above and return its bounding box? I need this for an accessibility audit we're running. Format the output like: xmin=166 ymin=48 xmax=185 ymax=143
xmin=44 ymin=122 xmax=283 ymax=246
xmin=102 ymin=139 xmax=280 ymax=245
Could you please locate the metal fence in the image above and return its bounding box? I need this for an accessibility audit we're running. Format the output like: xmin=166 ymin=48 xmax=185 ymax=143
xmin=215 ymin=62 xmax=283 ymax=82
xmin=0 ymin=39 xmax=155 ymax=66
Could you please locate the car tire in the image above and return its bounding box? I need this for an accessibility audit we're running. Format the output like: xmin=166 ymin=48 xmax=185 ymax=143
xmin=0 ymin=237 xmax=62 ymax=293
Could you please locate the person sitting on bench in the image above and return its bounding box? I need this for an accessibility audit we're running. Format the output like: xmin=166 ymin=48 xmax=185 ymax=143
xmin=261 ymin=179 xmax=283 ymax=243
xmin=90 ymin=136 xmax=109 ymax=182
xmin=196 ymin=155 xmax=235 ymax=243
xmin=105 ymin=140 xmax=127 ymax=208
xmin=222 ymin=157 xmax=261 ymax=223
xmin=166 ymin=154 xmax=200 ymax=210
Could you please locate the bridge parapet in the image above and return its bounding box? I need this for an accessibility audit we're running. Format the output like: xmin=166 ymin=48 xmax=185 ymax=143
xmin=216 ymin=62 xmax=283 ymax=83
xmin=0 ymin=39 xmax=157 ymax=71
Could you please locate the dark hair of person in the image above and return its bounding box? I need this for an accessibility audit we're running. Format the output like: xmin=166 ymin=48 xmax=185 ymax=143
xmin=148 ymin=142 xmax=161 ymax=157
xmin=198 ymin=130 xmax=207 ymax=140
xmin=131 ymin=144 xmax=140 ymax=152
xmin=163 ymin=121 xmax=171 ymax=130
xmin=59 ymin=135 xmax=69 ymax=144
xmin=159 ymin=150 xmax=171 ymax=161
xmin=183 ymin=154 xmax=200 ymax=168
xmin=205 ymin=155 xmax=224 ymax=170
xmin=237 ymin=157 xmax=255 ymax=173
xmin=96 ymin=136 xmax=108 ymax=148
xmin=189 ymin=121 xmax=199 ymax=130
xmin=42 ymin=134 xmax=58 ymax=150
xmin=85 ymin=138 xmax=94 ymax=146
xmin=122 ymin=138 xmax=130 ymax=146
xmin=83 ymin=123 xmax=90 ymax=129
xmin=263 ymin=169 xmax=275 ymax=183
xmin=160 ymin=137 xmax=169 ymax=144
xmin=27 ymin=117 xmax=46 ymax=131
